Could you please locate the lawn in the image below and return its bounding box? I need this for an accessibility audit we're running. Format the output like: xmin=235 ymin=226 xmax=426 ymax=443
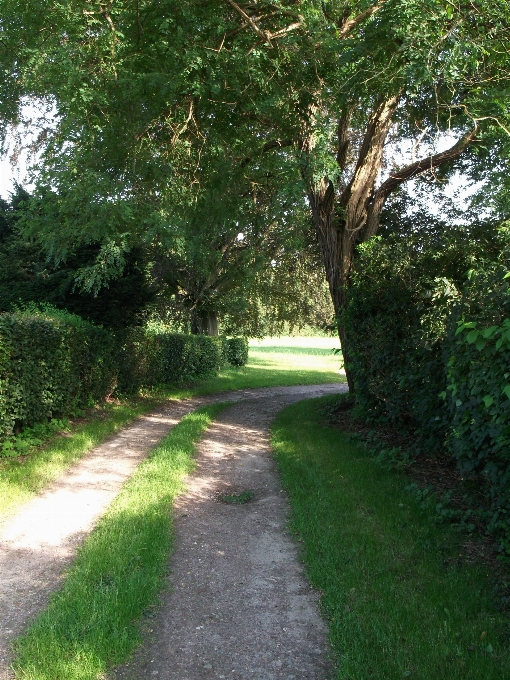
xmin=272 ymin=395 xmax=510 ymax=680
xmin=193 ymin=335 xmax=344 ymax=394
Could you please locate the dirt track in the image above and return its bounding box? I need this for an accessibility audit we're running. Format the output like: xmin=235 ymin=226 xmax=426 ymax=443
xmin=0 ymin=383 xmax=347 ymax=679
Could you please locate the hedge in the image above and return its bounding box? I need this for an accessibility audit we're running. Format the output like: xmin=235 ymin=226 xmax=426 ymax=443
xmin=445 ymin=268 xmax=510 ymax=536
xmin=118 ymin=327 xmax=223 ymax=391
xmin=342 ymin=229 xmax=510 ymax=551
xmin=0 ymin=306 xmax=117 ymax=444
xmin=223 ymin=336 xmax=249 ymax=367
xmin=0 ymin=306 xmax=250 ymax=449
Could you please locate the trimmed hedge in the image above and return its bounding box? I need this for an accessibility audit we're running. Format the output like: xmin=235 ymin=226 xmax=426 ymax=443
xmin=118 ymin=327 xmax=223 ymax=391
xmin=223 ymin=336 xmax=249 ymax=367
xmin=0 ymin=306 xmax=117 ymax=445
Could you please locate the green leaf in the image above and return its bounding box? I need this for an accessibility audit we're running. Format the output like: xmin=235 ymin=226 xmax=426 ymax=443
xmin=482 ymin=395 xmax=494 ymax=408
xmin=466 ymin=330 xmax=479 ymax=344
xmin=481 ymin=326 xmax=499 ymax=338
xmin=456 ymin=321 xmax=476 ymax=335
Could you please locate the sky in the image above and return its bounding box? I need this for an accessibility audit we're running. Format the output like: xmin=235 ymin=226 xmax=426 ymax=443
xmin=0 ymin=99 xmax=55 ymax=199
xmin=0 ymin=155 xmax=31 ymax=198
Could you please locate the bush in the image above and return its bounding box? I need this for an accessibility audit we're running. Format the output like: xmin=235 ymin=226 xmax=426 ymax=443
xmin=118 ymin=327 xmax=222 ymax=391
xmin=445 ymin=267 xmax=510 ymax=538
xmin=342 ymin=236 xmax=455 ymax=449
xmin=224 ymin=337 xmax=249 ymax=367
xmin=342 ymin=223 xmax=510 ymax=551
xmin=0 ymin=305 xmax=117 ymax=449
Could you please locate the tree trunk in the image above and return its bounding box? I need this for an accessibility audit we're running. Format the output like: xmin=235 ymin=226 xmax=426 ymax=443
xmin=303 ymin=96 xmax=475 ymax=396
xmin=308 ymin=180 xmax=356 ymax=392
xmin=191 ymin=309 xmax=219 ymax=335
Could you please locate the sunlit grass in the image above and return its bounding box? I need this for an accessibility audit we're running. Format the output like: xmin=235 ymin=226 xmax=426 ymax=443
xmin=13 ymin=404 xmax=228 ymax=680
xmin=190 ymin=336 xmax=344 ymax=395
xmin=272 ymin=395 xmax=510 ymax=680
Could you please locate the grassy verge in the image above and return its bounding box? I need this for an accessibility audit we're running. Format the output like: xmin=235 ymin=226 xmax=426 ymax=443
xmin=13 ymin=403 xmax=228 ymax=680
xmin=0 ymin=399 xmax=159 ymax=523
xmin=1 ymin=337 xmax=343 ymax=522
xmin=271 ymin=395 xmax=510 ymax=680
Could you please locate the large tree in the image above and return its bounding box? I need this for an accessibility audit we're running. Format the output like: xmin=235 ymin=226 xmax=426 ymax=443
xmin=1 ymin=1 xmax=509 ymax=383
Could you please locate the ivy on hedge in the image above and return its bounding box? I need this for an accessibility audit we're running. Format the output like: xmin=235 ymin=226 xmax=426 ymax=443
xmin=0 ymin=305 xmax=117 ymax=448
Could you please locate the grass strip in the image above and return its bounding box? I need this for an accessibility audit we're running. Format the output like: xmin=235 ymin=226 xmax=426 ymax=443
xmin=271 ymin=395 xmax=510 ymax=680
xmin=13 ymin=403 xmax=228 ymax=680
xmin=0 ymin=400 xmax=157 ymax=522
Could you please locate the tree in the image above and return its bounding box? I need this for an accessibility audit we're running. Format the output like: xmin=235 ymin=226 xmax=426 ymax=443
xmin=210 ymin=1 xmax=510 ymax=388
xmin=1 ymin=2 xmax=509 ymax=381
xmin=0 ymin=186 xmax=155 ymax=328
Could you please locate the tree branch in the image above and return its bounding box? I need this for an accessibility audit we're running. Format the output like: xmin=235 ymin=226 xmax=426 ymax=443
xmin=262 ymin=138 xmax=294 ymax=153
xmin=223 ymin=0 xmax=273 ymax=46
xmin=241 ymin=138 xmax=294 ymax=167
xmin=323 ymin=1 xmax=389 ymax=38
xmin=339 ymin=95 xmax=399 ymax=235
xmin=336 ymin=107 xmax=352 ymax=171
xmin=364 ymin=125 xmax=478 ymax=238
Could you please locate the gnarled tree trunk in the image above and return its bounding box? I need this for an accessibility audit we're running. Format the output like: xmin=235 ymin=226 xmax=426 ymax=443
xmin=301 ymin=98 xmax=476 ymax=392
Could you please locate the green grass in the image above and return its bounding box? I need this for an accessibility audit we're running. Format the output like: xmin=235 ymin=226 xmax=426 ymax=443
xmin=0 ymin=400 xmax=158 ymax=523
xmin=271 ymin=395 xmax=510 ymax=680
xmin=13 ymin=403 xmax=228 ymax=680
xmin=191 ymin=336 xmax=344 ymax=395
xmin=1 ymin=336 xmax=343 ymax=523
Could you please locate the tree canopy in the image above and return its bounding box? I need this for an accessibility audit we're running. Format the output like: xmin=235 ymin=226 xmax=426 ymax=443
xmin=1 ymin=1 xmax=510 ymax=365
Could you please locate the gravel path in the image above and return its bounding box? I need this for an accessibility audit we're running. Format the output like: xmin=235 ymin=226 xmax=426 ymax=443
xmin=0 ymin=383 xmax=347 ymax=679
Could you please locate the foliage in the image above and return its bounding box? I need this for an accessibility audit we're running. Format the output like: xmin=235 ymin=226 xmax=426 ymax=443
xmin=223 ymin=337 xmax=249 ymax=367
xmin=0 ymin=305 xmax=117 ymax=449
xmin=0 ymin=187 xmax=155 ymax=329
xmin=343 ymin=217 xmax=510 ymax=550
xmin=3 ymin=0 xmax=509 ymax=365
xmin=446 ymin=267 xmax=510 ymax=547
xmin=341 ymin=229 xmax=462 ymax=448
xmin=118 ymin=326 xmax=222 ymax=392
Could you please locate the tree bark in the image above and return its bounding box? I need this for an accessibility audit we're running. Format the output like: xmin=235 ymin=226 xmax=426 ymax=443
xmin=191 ymin=309 xmax=219 ymax=335
xmin=302 ymin=97 xmax=476 ymax=393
